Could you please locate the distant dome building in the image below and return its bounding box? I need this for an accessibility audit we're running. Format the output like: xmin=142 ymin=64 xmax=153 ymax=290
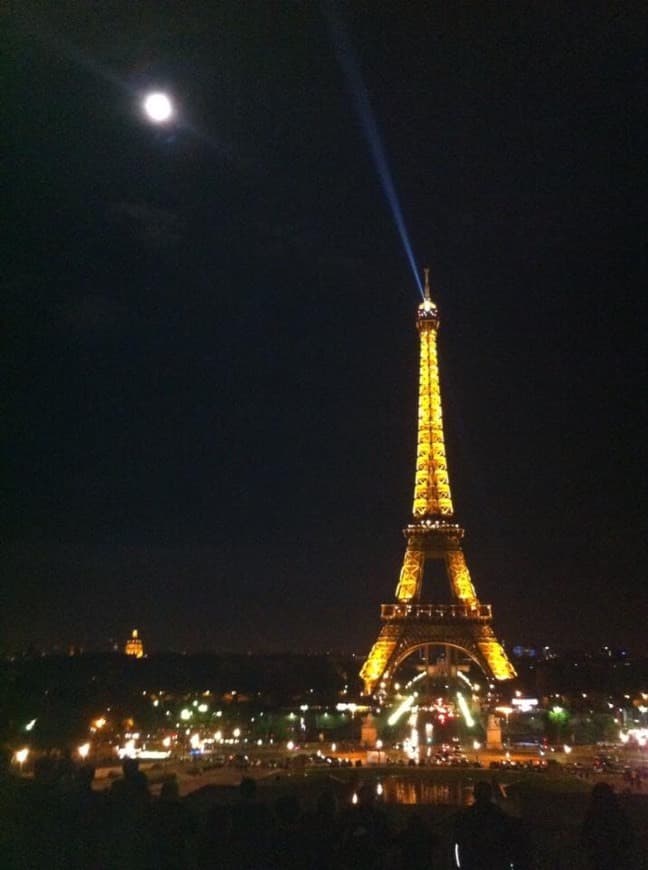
xmin=125 ymin=628 xmax=144 ymax=658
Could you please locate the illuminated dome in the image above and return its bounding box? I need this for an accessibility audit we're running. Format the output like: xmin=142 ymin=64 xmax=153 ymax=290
xmin=124 ymin=628 xmax=144 ymax=658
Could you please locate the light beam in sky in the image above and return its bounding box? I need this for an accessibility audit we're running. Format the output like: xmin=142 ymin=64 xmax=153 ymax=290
xmin=323 ymin=1 xmax=423 ymax=298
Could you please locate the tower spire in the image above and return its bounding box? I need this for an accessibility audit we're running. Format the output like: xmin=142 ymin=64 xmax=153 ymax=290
xmin=413 ymin=269 xmax=451 ymax=519
xmin=423 ymin=266 xmax=431 ymax=301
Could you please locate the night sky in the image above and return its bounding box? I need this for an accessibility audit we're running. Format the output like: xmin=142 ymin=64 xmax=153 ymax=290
xmin=5 ymin=2 xmax=646 ymax=655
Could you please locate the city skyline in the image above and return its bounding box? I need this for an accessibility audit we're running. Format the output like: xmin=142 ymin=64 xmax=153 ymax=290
xmin=5 ymin=3 xmax=645 ymax=654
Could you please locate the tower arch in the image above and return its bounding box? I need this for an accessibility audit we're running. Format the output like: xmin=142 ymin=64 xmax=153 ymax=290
xmin=386 ymin=640 xmax=486 ymax=689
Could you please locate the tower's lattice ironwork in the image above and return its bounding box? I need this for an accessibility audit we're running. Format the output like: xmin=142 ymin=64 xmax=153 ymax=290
xmin=360 ymin=271 xmax=516 ymax=695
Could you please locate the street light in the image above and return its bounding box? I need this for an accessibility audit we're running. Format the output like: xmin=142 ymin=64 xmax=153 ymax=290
xmin=14 ymin=748 xmax=29 ymax=772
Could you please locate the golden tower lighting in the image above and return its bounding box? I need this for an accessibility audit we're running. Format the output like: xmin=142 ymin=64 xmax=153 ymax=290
xmin=360 ymin=270 xmax=516 ymax=695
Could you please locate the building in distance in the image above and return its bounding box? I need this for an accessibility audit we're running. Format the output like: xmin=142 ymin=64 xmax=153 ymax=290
xmin=125 ymin=628 xmax=144 ymax=658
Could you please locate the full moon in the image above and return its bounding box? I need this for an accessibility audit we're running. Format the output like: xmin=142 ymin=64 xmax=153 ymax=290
xmin=143 ymin=92 xmax=174 ymax=123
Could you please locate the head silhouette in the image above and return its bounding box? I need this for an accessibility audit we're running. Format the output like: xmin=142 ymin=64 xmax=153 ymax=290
xmin=122 ymin=757 xmax=140 ymax=779
xmin=358 ymin=783 xmax=376 ymax=807
xmin=588 ymin=781 xmax=619 ymax=812
xmin=160 ymin=778 xmax=179 ymax=801
xmin=473 ymin=781 xmax=493 ymax=806
xmin=239 ymin=776 xmax=257 ymax=801
xmin=76 ymin=763 xmax=96 ymax=789
xmin=316 ymin=789 xmax=337 ymax=817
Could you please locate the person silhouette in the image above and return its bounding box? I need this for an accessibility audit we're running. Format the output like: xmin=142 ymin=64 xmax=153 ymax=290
xmin=395 ymin=811 xmax=436 ymax=869
xmin=339 ymin=783 xmax=390 ymax=869
xmin=107 ymin=757 xmax=151 ymax=868
xmin=303 ymin=790 xmax=340 ymax=870
xmin=580 ymin=782 xmax=634 ymax=870
xmin=152 ymin=778 xmax=193 ymax=870
xmin=224 ymin=776 xmax=273 ymax=869
xmin=63 ymin=764 xmax=105 ymax=869
xmin=452 ymin=780 xmax=531 ymax=869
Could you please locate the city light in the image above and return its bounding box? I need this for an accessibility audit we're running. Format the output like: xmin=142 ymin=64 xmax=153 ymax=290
xmin=14 ymin=748 xmax=29 ymax=769
xmin=117 ymin=739 xmax=136 ymax=759
xmin=511 ymin=697 xmax=538 ymax=713
xmin=621 ymin=728 xmax=648 ymax=747
xmin=456 ymin=692 xmax=475 ymax=728
xmin=496 ymin=705 xmax=514 ymax=725
xmin=387 ymin=694 xmax=416 ymax=727
xmin=78 ymin=742 xmax=91 ymax=760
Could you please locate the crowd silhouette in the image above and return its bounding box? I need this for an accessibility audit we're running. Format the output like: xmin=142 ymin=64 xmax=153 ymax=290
xmin=0 ymin=753 xmax=640 ymax=869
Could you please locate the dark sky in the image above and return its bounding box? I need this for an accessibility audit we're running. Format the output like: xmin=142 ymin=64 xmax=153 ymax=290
xmin=4 ymin=2 xmax=646 ymax=655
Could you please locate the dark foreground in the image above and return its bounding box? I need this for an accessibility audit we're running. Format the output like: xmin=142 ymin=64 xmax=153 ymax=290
xmin=1 ymin=760 xmax=647 ymax=869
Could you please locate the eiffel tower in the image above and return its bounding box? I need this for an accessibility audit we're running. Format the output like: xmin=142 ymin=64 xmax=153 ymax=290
xmin=360 ymin=270 xmax=516 ymax=696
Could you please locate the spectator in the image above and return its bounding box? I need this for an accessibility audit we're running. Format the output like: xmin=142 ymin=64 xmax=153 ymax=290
xmin=107 ymin=757 xmax=152 ymax=869
xmin=452 ymin=781 xmax=531 ymax=869
xmin=303 ymin=790 xmax=341 ymax=870
xmin=394 ymin=811 xmax=436 ymax=869
xmin=580 ymin=782 xmax=634 ymax=870
xmin=339 ymin=784 xmax=390 ymax=869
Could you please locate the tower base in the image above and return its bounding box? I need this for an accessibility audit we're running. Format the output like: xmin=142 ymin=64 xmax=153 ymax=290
xmin=360 ymin=605 xmax=515 ymax=696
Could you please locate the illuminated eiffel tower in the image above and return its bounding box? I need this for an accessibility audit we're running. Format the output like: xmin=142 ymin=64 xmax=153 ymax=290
xmin=360 ymin=270 xmax=516 ymax=696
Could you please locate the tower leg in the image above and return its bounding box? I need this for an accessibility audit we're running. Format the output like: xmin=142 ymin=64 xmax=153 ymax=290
xmin=395 ymin=548 xmax=424 ymax=602
xmin=360 ymin=624 xmax=403 ymax=695
xmin=445 ymin=550 xmax=477 ymax=604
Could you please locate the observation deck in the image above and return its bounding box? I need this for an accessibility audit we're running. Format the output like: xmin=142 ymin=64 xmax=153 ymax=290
xmin=381 ymin=603 xmax=492 ymax=623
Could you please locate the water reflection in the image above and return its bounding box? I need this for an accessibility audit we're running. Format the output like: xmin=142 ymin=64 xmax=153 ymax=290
xmin=380 ymin=775 xmax=473 ymax=806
